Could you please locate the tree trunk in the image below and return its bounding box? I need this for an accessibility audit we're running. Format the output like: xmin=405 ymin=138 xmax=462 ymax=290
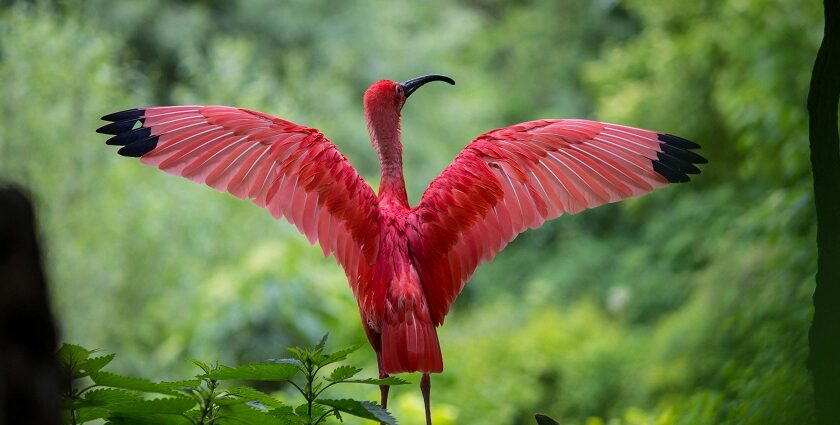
xmin=807 ymin=1 xmax=840 ymax=424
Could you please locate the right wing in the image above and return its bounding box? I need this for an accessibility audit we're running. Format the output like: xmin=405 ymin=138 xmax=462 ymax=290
xmin=408 ymin=119 xmax=706 ymax=325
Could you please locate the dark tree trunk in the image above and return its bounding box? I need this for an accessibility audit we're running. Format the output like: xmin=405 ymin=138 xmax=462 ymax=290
xmin=807 ymin=1 xmax=840 ymax=424
xmin=0 ymin=185 xmax=62 ymax=425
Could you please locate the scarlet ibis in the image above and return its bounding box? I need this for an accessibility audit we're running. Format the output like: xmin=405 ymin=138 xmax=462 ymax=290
xmin=98 ymin=74 xmax=705 ymax=424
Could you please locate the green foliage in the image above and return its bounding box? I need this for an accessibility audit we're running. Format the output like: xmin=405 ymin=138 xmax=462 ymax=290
xmin=206 ymin=363 xmax=300 ymax=381
xmin=315 ymin=399 xmax=394 ymax=424
xmin=59 ymin=337 xmax=404 ymax=424
xmin=1 ymin=1 xmax=819 ymax=424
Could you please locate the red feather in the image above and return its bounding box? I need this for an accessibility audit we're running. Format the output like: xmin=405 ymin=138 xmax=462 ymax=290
xmin=100 ymin=79 xmax=705 ymax=378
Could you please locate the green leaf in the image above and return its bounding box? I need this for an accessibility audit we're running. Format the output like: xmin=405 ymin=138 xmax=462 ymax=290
xmin=76 ymin=406 xmax=109 ymax=423
xmin=341 ymin=376 xmax=410 ymax=386
xmin=535 ymin=414 xmax=560 ymax=425
xmin=315 ymin=334 xmax=329 ymax=351
xmin=160 ymin=379 xmax=202 ymax=393
xmin=73 ymin=388 xmax=136 ymax=423
xmin=268 ymin=406 xmax=308 ymax=425
xmin=90 ymin=371 xmax=179 ymax=395
xmin=78 ymin=353 xmax=115 ymax=376
xmin=108 ymin=397 xmax=196 ymax=414
xmin=207 ymin=362 xmax=299 ymax=381
xmin=191 ymin=359 xmax=211 ymax=374
xmin=73 ymin=388 xmax=141 ymax=409
xmin=57 ymin=343 xmax=92 ymax=375
xmin=215 ymin=394 xmax=250 ymax=406
xmin=286 ymin=347 xmax=305 ymax=362
xmin=328 ymin=365 xmax=362 ymax=381
xmin=216 ymin=403 xmax=285 ymax=425
xmin=293 ymin=401 xmax=327 ymax=419
xmin=105 ymin=399 xmax=196 ymax=424
xmin=227 ymin=386 xmax=287 ymax=409
xmin=106 ymin=412 xmax=193 ymax=425
xmin=316 ymin=399 xmax=396 ymax=424
xmin=318 ymin=345 xmax=360 ymax=367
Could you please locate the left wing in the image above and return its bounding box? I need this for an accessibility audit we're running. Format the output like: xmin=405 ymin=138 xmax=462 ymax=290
xmin=408 ymin=119 xmax=706 ymax=325
xmin=98 ymin=106 xmax=380 ymax=307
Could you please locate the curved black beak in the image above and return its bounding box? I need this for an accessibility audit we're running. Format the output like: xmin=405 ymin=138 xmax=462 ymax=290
xmin=400 ymin=74 xmax=455 ymax=98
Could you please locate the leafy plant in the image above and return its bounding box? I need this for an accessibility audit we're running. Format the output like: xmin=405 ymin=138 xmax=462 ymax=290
xmin=59 ymin=336 xmax=407 ymax=425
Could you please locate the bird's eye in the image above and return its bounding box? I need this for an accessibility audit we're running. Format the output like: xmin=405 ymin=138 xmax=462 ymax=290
xmin=395 ymin=85 xmax=404 ymax=97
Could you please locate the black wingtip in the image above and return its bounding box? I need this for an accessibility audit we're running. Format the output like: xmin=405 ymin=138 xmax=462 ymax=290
xmin=99 ymin=107 xmax=158 ymax=157
xmin=117 ymin=136 xmax=160 ymax=157
xmin=101 ymin=108 xmax=143 ymax=122
xmin=653 ymin=160 xmax=690 ymax=183
xmin=653 ymin=133 xmax=706 ymax=183
xmin=96 ymin=118 xmax=143 ymax=135
xmin=660 ymin=142 xmax=707 ymax=165
xmin=658 ymin=133 xmax=701 ymax=150
xmin=105 ymin=127 xmax=151 ymax=146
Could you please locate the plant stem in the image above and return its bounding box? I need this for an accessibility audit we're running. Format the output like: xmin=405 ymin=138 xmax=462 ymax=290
xmin=289 ymin=380 xmax=307 ymax=398
xmin=313 ymin=408 xmax=337 ymax=425
xmin=313 ymin=381 xmax=337 ymax=399
xmin=77 ymin=384 xmax=99 ymax=395
xmin=306 ymin=365 xmax=314 ymax=422
xmin=197 ymin=379 xmax=218 ymax=425
xmin=67 ymin=374 xmax=78 ymax=425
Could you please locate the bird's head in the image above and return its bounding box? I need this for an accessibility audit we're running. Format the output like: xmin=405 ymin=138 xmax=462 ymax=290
xmin=363 ymin=74 xmax=455 ymax=116
xmin=364 ymin=74 xmax=455 ymax=174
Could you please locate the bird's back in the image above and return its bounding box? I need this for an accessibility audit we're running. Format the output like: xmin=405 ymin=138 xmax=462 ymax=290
xmin=366 ymin=210 xmax=443 ymax=373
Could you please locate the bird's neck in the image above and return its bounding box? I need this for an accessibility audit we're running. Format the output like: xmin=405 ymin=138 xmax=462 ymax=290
xmin=367 ymin=110 xmax=409 ymax=209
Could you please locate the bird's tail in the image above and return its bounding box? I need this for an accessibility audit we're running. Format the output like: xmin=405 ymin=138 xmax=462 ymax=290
xmin=380 ymin=311 xmax=443 ymax=374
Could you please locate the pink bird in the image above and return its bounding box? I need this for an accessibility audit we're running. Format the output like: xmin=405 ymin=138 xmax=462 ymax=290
xmin=98 ymin=74 xmax=705 ymax=424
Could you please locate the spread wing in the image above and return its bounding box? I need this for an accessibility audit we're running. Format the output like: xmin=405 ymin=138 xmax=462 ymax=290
xmin=98 ymin=106 xmax=380 ymax=303
xmin=408 ymin=119 xmax=706 ymax=324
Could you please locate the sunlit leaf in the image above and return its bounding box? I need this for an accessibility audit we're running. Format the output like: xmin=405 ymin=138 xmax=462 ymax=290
xmin=328 ymin=365 xmax=362 ymax=382
xmin=58 ymin=343 xmax=91 ymax=374
xmin=206 ymin=362 xmax=299 ymax=381
xmin=316 ymin=399 xmax=396 ymax=424
xmin=75 ymin=388 xmax=141 ymax=409
xmin=78 ymin=353 xmax=115 ymax=376
xmin=216 ymin=403 xmax=281 ymax=425
xmin=319 ymin=345 xmax=360 ymax=366
xmin=89 ymin=371 xmax=179 ymax=395
xmin=107 ymin=397 xmax=196 ymax=414
xmin=191 ymin=359 xmax=211 ymax=374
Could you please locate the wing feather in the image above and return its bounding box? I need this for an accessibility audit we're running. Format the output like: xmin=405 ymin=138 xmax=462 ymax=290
xmin=410 ymin=119 xmax=706 ymax=324
xmin=99 ymin=106 xmax=380 ymax=301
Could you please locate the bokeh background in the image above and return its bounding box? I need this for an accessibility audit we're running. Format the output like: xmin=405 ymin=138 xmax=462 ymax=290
xmin=0 ymin=1 xmax=821 ymax=424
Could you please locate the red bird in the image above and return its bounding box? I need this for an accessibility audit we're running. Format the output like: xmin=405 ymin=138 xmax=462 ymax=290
xmin=98 ymin=74 xmax=705 ymax=424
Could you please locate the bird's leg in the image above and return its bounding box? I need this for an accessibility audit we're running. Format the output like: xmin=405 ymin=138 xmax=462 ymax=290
xmin=421 ymin=373 xmax=432 ymax=425
xmin=376 ymin=350 xmax=390 ymax=409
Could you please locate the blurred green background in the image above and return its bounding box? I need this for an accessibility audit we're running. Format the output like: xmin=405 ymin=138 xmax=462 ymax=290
xmin=0 ymin=0 xmax=821 ymax=424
